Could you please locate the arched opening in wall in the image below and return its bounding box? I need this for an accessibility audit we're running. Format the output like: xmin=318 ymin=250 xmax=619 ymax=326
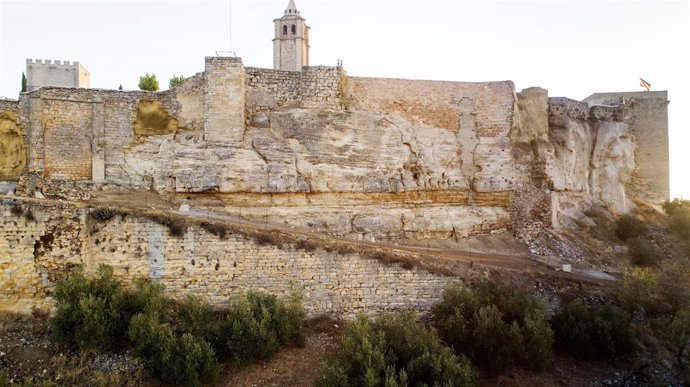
xmin=291 ymin=24 xmax=296 ymax=34
xmin=283 ymin=25 xmax=288 ymax=35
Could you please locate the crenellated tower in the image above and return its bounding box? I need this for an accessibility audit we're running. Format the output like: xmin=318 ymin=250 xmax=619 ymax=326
xmin=25 ymin=59 xmax=90 ymax=91
xmin=273 ymin=0 xmax=310 ymax=71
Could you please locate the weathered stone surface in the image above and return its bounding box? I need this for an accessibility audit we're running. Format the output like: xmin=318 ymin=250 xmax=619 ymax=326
xmin=545 ymin=98 xmax=636 ymax=226
xmin=133 ymin=99 xmax=178 ymax=136
xmin=513 ymin=87 xmax=549 ymax=143
xmin=0 ymin=202 xmax=452 ymax=318
xmin=0 ymin=107 xmax=26 ymax=180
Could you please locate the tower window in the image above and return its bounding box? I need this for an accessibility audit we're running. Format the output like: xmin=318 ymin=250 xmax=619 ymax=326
xmin=291 ymin=24 xmax=296 ymax=34
xmin=283 ymin=25 xmax=287 ymax=35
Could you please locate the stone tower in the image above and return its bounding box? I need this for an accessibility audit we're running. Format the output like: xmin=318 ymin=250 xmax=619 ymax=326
xmin=273 ymin=0 xmax=310 ymax=71
xmin=25 ymin=59 xmax=90 ymax=91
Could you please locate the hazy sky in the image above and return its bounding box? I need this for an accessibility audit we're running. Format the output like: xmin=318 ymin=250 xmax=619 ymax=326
xmin=1 ymin=0 xmax=688 ymax=198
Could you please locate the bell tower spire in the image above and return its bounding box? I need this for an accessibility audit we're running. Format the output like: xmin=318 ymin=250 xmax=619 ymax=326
xmin=273 ymin=0 xmax=310 ymax=71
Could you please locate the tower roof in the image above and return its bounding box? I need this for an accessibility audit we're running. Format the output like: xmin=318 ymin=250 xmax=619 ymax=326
xmin=284 ymin=0 xmax=300 ymax=15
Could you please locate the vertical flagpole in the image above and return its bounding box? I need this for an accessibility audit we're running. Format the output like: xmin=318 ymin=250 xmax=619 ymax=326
xmin=229 ymin=0 xmax=233 ymax=54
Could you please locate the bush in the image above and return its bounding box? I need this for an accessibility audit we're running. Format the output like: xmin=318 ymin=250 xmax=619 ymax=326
xmin=169 ymin=74 xmax=185 ymax=89
xmin=670 ymin=308 xmax=690 ymax=367
xmin=663 ymin=198 xmax=690 ymax=216
xmin=552 ymin=299 xmax=637 ymax=359
xmin=89 ymin=207 xmax=125 ymax=223
xmin=138 ymin=73 xmax=159 ymax=91
xmin=627 ymin=236 xmax=664 ymax=266
xmin=658 ymin=258 xmax=690 ymax=317
xmin=178 ymin=295 xmax=212 ymax=339
xmin=129 ymin=312 xmax=217 ymax=387
xmin=50 ymin=265 xmax=131 ymax=350
xmin=128 ymin=283 xmax=217 ymax=387
xmin=146 ymin=215 xmax=187 ymax=237
xmin=618 ymin=267 xmax=659 ymax=316
xmin=222 ymin=291 xmax=305 ymax=365
xmin=434 ymin=284 xmax=553 ymax=374
xmin=131 ymin=278 xmax=168 ymax=318
xmin=670 ymin=207 xmax=690 ymax=241
xmin=315 ymin=313 xmax=476 ymax=387
xmin=615 ymin=214 xmax=649 ymax=241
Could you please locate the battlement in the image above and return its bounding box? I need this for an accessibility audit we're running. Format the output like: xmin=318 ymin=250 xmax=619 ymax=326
xmin=26 ymin=58 xmax=90 ymax=91
xmin=26 ymin=59 xmax=83 ymax=66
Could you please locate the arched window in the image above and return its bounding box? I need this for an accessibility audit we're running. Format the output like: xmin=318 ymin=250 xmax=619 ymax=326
xmin=291 ymin=24 xmax=296 ymax=34
xmin=283 ymin=25 xmax=288 ymax=35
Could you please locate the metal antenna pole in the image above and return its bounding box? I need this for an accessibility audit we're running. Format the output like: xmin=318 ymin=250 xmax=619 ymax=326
xmin=229 ymin=0 xmax=232 ymax=53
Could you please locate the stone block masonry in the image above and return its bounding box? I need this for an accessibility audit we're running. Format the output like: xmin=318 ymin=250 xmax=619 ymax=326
xmin=26 ymin=59 xmax=90 ymax=91
xmin=0 ymin=200 xmax=452 ymax=318
xmin=245 ymin=65 xmax=344 ymax=118
xmin=204 ymin=57 xmax=246 ymax=142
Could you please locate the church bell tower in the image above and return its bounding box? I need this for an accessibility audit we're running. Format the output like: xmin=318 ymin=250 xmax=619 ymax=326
xmin=273 ymin=0 xmax=310 ymax=71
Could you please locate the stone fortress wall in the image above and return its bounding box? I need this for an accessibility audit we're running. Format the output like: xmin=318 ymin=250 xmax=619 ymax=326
xmin=26 ymin=59 xmax=90 ymax=91
xmin=0 ymin=201 xmax=451 ymax=318
xmin=0 ymin=55 xmax=671 ymax=317
xmin=0 ymin=56 xmax=670 ymax=241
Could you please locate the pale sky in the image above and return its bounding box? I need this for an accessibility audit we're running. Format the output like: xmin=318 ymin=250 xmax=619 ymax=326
xmin=1 ymin=0 xmax=688 ymax=198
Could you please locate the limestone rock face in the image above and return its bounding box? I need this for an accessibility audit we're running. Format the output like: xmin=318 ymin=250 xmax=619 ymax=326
xmin=118 ymin=109 xmax=496 ymax=195
xmin=513 ymin=87 xmax=549 ymax=143
xmin=0 ymin=110 xmax=26 ymax=180
xmin=546 ymin=99 xmax=636 ymax=224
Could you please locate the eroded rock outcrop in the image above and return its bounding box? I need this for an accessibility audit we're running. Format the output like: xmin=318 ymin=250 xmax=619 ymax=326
xmin=0 ymin=109 xmax=26 ymax=180
xmin=513 ymin=91 xmax=636 ymax=231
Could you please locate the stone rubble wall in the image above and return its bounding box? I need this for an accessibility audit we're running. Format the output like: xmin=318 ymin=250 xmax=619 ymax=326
xmin=0 ymin=200 xmax=452 ymax=318
xmin=245 ymin=65 xmax=344 ymax=122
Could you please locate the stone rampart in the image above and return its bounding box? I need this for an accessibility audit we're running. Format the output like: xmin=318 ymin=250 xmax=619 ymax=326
xmin=0 ymin=200 xmax=452 ymax=318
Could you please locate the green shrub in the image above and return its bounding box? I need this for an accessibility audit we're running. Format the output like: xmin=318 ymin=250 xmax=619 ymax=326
xmin=138 ymin=73 xmax=159 ymax=91
xmin=615 ymin=214 xmax=649 ymax=241
xmin=618 ymin=267 xmax=659 ymax=316
xmin=169 ymin=74 xmax=185 ymax=89
xmin=315 ymin=313 xmax=476 ymax=387
xmin=670 ymin=207 xmax=690 ymax=241
xmin=663 ymin=198 xmax=690 ymax=216
xmin=129 ymin=313 xmax=217 ymax=387
xmin=659 ymin=258 xmax=690 ymax=317
xmin=222 ymin=291 xmax=305 ymax=365
xmin=131 ymin=278 xmax=168 ymax=318
xmin=552 ymin=299 xmax=637 ymax=359
xmin=50 ymin=265 xmax=130 ymax=350
xmin=434 ymin=284 xmax=553 ymax=374
xmin=178 ymin=295 xmax=212 ymax=339
xmin=627 ymin=236 xmax=664 ymax=266
xmin=670 ymin=308 xmax=690 ymax=367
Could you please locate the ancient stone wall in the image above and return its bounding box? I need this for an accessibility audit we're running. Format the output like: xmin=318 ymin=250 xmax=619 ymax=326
xmin=16 ymin=87 xmax=181 ymax=193
xmin=346 ymin=77 xmax=519 ymax=192
xmin=299 ymin=66 xmax=343 ymax=109
xmin=0 ymin=200 xmax=451 ymax=318
xmin=245 ymin=65 xmax=343 ymax=120
xmin=204 ymin=57 xmax=246 ymax=142
xmin=584 ymin=91 xmax=669 ymax=202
